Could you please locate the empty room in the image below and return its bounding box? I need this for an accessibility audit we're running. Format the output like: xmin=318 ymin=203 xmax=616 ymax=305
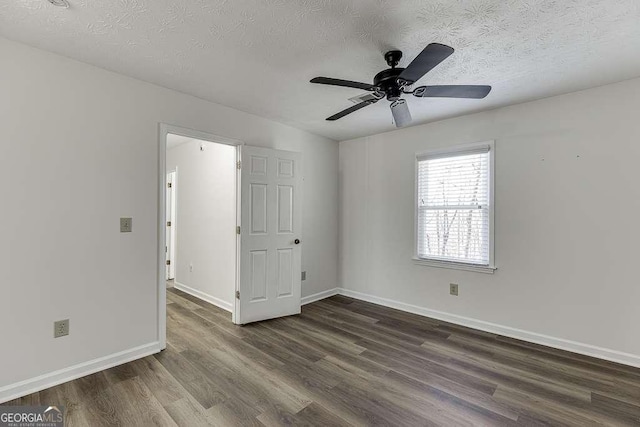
xmin=1 ymin=1 xmax=640 ymax=426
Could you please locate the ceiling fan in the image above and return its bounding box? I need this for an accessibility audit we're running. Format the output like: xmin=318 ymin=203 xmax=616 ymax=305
xmin=310 ymin=43 xmax=491 ymax=127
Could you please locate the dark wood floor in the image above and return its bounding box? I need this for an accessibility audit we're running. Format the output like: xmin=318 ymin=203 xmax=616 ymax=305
xmin=5 ymin=288 xmax=640 ymax=426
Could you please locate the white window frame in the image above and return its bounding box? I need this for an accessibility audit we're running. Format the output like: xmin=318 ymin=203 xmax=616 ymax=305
xmin=413 ymin=141 xmax=496 ymax=274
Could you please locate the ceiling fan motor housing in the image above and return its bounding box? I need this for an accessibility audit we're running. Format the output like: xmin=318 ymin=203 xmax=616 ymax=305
xmin=374 ymin=67 xmax=405 ymax=101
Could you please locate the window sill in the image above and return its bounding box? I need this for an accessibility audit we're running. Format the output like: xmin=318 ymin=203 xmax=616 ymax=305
xmin=412 ymin=258 xmax=496 ymax=274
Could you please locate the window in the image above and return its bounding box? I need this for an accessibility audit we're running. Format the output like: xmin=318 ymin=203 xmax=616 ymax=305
xmin=414 ymin=142 xmax=495 ymax=272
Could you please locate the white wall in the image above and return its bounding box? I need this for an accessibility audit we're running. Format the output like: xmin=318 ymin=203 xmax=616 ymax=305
xmin=166 ymin=138 xmax=236 ymax=309
xmin=0 ymin=36 xmax=338 ymax=398
xmin=339 ymin=77 xmax=640 ymax=364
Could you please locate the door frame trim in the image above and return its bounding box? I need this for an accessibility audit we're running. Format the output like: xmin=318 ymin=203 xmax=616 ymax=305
xmin=165 ymin=169 xmax=177 ymax=281
xmin=157 ymin=123 xmax=243 ymax=348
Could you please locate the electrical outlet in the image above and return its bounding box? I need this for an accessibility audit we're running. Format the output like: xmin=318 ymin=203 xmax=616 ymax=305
xmin=450 ymin=283 xmax=459 ymax=296
xmin=54 ymin=319 xmax=69 ymax=338
xmin=120 ymin=217 xmax=132 ymax=233
xmin=301 ymin=271 xmax=306 ymax=281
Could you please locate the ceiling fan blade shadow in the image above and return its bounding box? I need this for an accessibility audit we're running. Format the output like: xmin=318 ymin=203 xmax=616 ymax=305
xmin=326 ymin=100 xmax=376 ymax=121
xmin=413 ymin=85 xmax=491 ymax=99
xmin=311 ymin=77 xmax=375 ymax=91
xmin=398 ymin=43 xmax=454 ymax=84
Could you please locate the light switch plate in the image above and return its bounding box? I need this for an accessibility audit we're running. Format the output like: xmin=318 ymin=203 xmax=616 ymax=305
xmin=301 ymin=271 xmax=306 ymax=281
xmin=120 ymin=217 xmax=132 ymax=233
xmin=450 ymin=283 xmax=459 ymax=296
xmin=54 ymin=319 xmax=69 ymax=338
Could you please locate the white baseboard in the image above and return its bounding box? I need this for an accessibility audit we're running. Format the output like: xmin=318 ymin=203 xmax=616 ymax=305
xmin=301 ymin=287 xmax=340 ymax=305
xmin=0 ymin=342 xmax=161 ymax=404
xmin=173 ymin=281 xmax=233 ymax=313
xmin=337 ymin=288 xmax=640 ymax=369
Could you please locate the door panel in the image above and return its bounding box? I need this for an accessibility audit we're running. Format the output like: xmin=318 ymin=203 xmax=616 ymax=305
xmin=250 ymin=183 xmax=268 ymax=234
xmin=277 ymin=158 xmax=294 ymax=178
xmin=277 ymin=185 xmax=294 ymax=233
xmin=277 ymin=249 xmax=294 ymax=297
xmin=250 ymin=250 xmax=268 ymax=301
xmin=237 ymin=146 xmax=302 ymax=324
xmin=250 ymin=155 xmax=268 ymax=176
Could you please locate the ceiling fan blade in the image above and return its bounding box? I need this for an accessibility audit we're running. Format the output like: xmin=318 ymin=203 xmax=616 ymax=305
xmin=311 ymin=77 xmax=375 ymax=91
xmin=390 ymin=99 xmax=412 ymax=127
xmin=413 ymin=85 xmax=491 ymax=99
xmin=398 ymin=43 xmax=454 ymax=84
xmin=326 ymin=100 xmax=376 ymax=121
xmin=348 ymin=91 xmax=385 ymax=104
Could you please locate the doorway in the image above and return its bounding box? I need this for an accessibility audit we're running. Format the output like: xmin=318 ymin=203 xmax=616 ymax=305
xmin=157 ymin=124 xmax=303 ymax=349
xmin=165 ymin=133 xmax=238 ymax=310
xmin=158 ymin=125 xmax=242 ymax=348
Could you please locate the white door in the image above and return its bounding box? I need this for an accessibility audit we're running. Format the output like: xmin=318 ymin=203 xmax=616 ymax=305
xmin=165 ymin=171 xmax=176 ymax=280
xmin=236 ymin=146 xmax=302 ymax=324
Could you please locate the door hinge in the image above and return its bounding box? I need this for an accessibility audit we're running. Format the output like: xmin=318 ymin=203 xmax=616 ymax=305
xmin=166 ymin=260 xmax=171 ymax=266
xmin=167 ymin=221 xmax=171 ymax=227
xmin=236 ymin=161 xmax=241 ymax=170
xmin=236 ymin=226 xmax=241 ymax=235
xmin=235 ymin=290 xmax=240 ymax=299
xmin=167 ymin=182 xmax=172 ymax=188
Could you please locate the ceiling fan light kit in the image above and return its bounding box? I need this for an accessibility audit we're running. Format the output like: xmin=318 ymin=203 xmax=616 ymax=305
xmin=311 ymin=43 xmax=492 ymax=128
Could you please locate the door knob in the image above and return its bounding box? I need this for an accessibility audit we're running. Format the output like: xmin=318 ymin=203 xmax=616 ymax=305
xmin=294 ymin=239 xmax=300 ymax=245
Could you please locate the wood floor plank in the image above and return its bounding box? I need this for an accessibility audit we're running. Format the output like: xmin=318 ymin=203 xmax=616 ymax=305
xmin=302 ymin=307 xmax=427 ymax=347
xmin=169 ymin=288 xmax=215 ymax=310
xmin=496 ymin=335 xmax=640 ymax=381
xmin=103 ymin=360 xmax=138 ymax=385
xmin=246 ymin=323 xmax=326 ymax=362
xmin=192 ymin=307 xmax=250 ymax=340
xmin=206 ymin=400 xmax=264 ymax=427
xmin=493 ymin=387 xmax=608 ymax=426
xmin=452 ymin=339 xmax=635 ymax=401
xmin=447 ymin=353 xmax=594 ymax=403
xmin=241 ymin=335 xmax=344 ymax=389
xmin=320 ymin=354 xmax=518 ymax=425
xmin=154 ymin=345 xmax=228 ymax=409
xmin=385 ymin=370 xmax=519 ymax=424
xmin=205 ymin=346 xmax=312 ymax=413
xmin=329 ymin=377 xmax=445 ymax=426
xmin=292 ymin=402 xmax=353 ymax=426
xmin=270 ymin=317 xmax=366 ymax=355
xmin=129 ymin=356 xmax=190 ymax=407
xmin=166 ymin=289 xmax=203 ymax=311
xmin=164 ymin=397 xmax=219 ymax=426
xmin=5 ymin=288 xmax=640 ymax=426
xmin=79 ymin=384 xmax=123 ymax=426
xmin=109 ymin=377 xmax=177 ymax=426
xmin=304 ymin=301 xmax=380 ymax=325
xmin=40 ymin=381 xmax=91 ymax=427
xmin=260 ymin=318 xmax=365 ymax=359
xmin=179 ymin=346 xmax=295 ymax=415
xmin=358 ymin=343 xmax=499 ymax=395
xmin=590 ymin=392 xmax=640 ymax=425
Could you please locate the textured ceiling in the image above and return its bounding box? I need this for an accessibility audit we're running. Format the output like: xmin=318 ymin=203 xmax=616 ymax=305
xmin=2 ymin=0 xmax=640 ymax=141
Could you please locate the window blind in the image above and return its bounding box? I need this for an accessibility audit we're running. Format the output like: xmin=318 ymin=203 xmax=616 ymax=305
xmin=416 ymin=146 xmax=491 ymax=265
